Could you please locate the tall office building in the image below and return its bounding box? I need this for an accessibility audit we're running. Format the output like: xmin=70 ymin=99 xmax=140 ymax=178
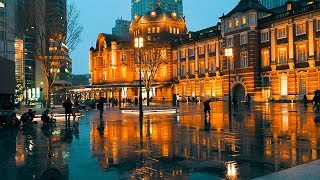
xmin=0 ymin=0 xmax=15 ymax=61
xmin=259 ymin=0 xmax=298 ymax=9
xmin=112 ymin=18 xmax=131 ymax=40
xmin=131 ymin=0 xmax=183 ymax=20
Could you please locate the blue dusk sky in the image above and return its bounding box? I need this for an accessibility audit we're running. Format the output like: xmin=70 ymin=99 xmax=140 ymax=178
xmin=71 ymin=0 xmax=239 ymax=74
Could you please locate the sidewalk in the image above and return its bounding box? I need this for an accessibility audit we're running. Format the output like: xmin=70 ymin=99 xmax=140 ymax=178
xmin=254 ymin=159 xmax=320 ymax=180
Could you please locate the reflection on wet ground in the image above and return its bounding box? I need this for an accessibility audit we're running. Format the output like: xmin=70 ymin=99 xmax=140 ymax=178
xmin=1 ymin=102 xmax=320 ymax=179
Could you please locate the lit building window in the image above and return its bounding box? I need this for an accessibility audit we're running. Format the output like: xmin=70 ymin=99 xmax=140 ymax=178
xmin=280 ymin=74 xmax=288 ymax=96
xmin=160 ymin=64 xmax=167 ymax=77
xmin=226 ymin=36 xmax=233 ymax=47
xmin=296 ymin=44 xmax=307 ymax=62
xmin=261 ymin=30 xmax=269 ymax=42
xmin=199 ymin=46 xmax=205 ymax=55
xmin=299 ymin=74 xmax=306 ymax=95
xmin=161 ymin=49 xmax=167 ymax=59
xmin=234 ymin=18 xmax=239 ymax=27
xmin=121 ymin=52 xmax=126 ymax=61
xmin=173 ymin=28 xmax=176 ymax=34
xmin=122 ymin=66 xmax=127 ymax=78
xmin=240 ymin=33 xmax=248 ymax=45
xmin=152 ymin=27 xmax=156 ymax=33
xmin=147 ymin=36 xmax=151 ymax=41
xmin=177 ymin=28 xmax=180 ymax=34
xmin=157 ymin=27 xmax=160 ymax=33
xmin=261 ymin=49 xmax=270 ymax=66
xmin=210 ymin=59 xmax=215 ymax=72
xmin=278 ymin=47 xmax=287 ymax=64
xmin=188 ymin=48 xmax=194 ymax=57
xmin=240 ymin=51 xmax=248 ymax=67
xmin=181 ymin=49 xmax=186 ymax=58
xmin=199 ymin=61 xmax=205 ymax=74
xmin=296 ymin=23 xmax=306 ymax=35
xmin=0 ymin=2 xmax=5 ymax=8
xmin=181 ymin=64 xmax=185 ymax=76
xmin=228 ymin=20 xmax=233 ymax=29
xmin=209 ymin=44 xmax=215 ymax=52
xmin=189 ymin=62 xmax=195 ymax=74
xmin=170 ymin=27 xmax=172 ymax=33
xmin=277 ymin=27 xmax=287 ymax=39
xmin=242 ymin=16 xmax=247 ymax=25
xmin=151 ymin=11 xmax=156 ymax=17
xmin=148 ymin=28 xmax=151 ymax=33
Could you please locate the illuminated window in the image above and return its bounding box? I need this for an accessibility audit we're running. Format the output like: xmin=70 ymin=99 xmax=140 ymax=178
xmin=240 ymin=51 xmax=248 ymax=67
xmin=199 ymin=46 xmax=205 ymax=55
xmin=209 ymin=44 xmax=215 ymax=52
xmin=147 ymin=36 xmax=151 ymax=41
xmin=148 ymin=28 xmax=151 ymax=33
xmin=277 ymin=27 xmax=286 ymax=39
xmin=173 ymin=28 xmax=176 ymax=34
xmin=228 ymin=20 xmax=233 ymax=29
xmin=199 ymin=61 xmax=205 ymax=74
xmin=122 ymin=66 xmax=127 ymax=78
xmin=170 ymin=27 xmax=172 ymax=33
xmin=181 ymin=64 xmax=185 ymax=76
xmin=280 ymin=74 xmax=288 ymax=96
xmin=296 ymin=44 xmax=307 ymax=62
xmin=181 ymin=49 xmax=186 ymax=58
xmin=234 ymin=18 xmax=239 ymax=27
xmin=226 ymin=36 xmax=233 ymax=47
xmin=161 ymin=49 xmax=167 ymax=59
xmin=0 ymin=2 xmax=5 ymax=8
xmin=121 ymin=52 xmax=126 ymax=61
xmin=188 ymin=48 xmax=194 ymax=57
xmin=261 ymin=49 xmax=270 ymax=66
xmin=299 ymin=74 xmax=306 ymax=95
xmin=173 ymin=51 xmax=177 ymax=59
xmin=157 ymin=27 xmax=160 ymax=33
xmin=210 ymin=59 xmax=215 ymax=72
xmin=189 ymin=62 xmax=195 ymax=74
xmin=151 ymin=11 xmax=156 ymax=17
xmin=242 ymin=16 xmax=247 ymax=25
xmin=160 ymin=65 xmax=167 ymax=77
xmin=152 ymin=27 xmax=156 ymax=33
xmin=278 ymin=47 xmax=287 ymax=64
xmin=296 ymin=23 xmax=306 ymax=35
xmin=177 ymin=28 xmax=180 ymax=34
xmin=240 ymin=33 xmax=248 ymax=45
xmin=261 ymin=30 xmax=269 ymax=42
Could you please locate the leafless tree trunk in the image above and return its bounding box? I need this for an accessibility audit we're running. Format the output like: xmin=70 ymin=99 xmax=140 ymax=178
xmin=17 ymin=0 xmax=83 ymax=108
xmin=134 ymin=44 xmax=166 ymax=106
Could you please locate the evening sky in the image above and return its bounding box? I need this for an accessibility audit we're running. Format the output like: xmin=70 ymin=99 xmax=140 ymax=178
xmin=71 ymin=0 xmax=239 ymax=74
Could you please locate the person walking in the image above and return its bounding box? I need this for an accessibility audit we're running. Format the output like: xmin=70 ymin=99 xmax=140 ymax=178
xmin=98 ymin=97 xmax=104 ymax=118
xmin=203 ymin=99 xmax=211 ymax=117
xmin=245 ymin=94 xmax=251 ymax=108
xmin=313 ymin=94 xmax=320 ymax=111
xmin=63 ymin=98 xmax=73 ymax=122
xmin=303 ymin=94 xmax=308 ymax=107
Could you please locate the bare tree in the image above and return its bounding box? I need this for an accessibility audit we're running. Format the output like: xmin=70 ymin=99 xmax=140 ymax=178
xmin=134 ymin=44 xmax=166 ymax=106
xmin=23 ymin=0 xmax=83 ymax=108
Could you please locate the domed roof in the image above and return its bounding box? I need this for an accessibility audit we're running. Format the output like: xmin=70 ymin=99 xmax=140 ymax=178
xmin=131 ymin=7 xmax=185 ymax=28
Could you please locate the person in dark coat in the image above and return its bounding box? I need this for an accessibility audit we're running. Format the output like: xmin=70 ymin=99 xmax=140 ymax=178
xmin=98 ymin=97 xmax=104 ymax=118
xmin=313 ymin=94 xmax=319 ymax=111
xmin=203 ymin=99 xmax=211 ymax=117
xmin=63 ymin=98 xmax=73 ymax=122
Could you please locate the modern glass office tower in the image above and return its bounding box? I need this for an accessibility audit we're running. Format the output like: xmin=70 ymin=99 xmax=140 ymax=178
xmin=131 ymin=0 xmax=183 ymax=20
xmin=259 ymin=0 xmax=298 ymax=9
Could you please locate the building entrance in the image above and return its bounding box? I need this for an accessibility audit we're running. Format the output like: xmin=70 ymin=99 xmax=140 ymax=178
xmin=232 ymin=84 xmax=246 ymax=102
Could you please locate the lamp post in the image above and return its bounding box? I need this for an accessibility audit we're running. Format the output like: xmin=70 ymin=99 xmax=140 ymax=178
xmin=135 ymin=37 xmax=144 ymax=118
xmin=225 ymin=48 xmax=233 ymax=124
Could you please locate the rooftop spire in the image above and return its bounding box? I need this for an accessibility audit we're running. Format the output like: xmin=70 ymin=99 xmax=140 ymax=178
xmin=156 ymin=0 xmax=161 ymax=8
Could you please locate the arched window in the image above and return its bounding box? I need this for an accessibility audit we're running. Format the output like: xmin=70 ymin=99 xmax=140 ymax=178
xmin=280 ymin=74 xmax=288 ymax=96
xmin=240 ymin=51 xmax=248 ymax=67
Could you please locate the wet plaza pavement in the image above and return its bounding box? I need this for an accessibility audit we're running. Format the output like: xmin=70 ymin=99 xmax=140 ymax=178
xmin=1 ymin=101 xmax=320 ymax=179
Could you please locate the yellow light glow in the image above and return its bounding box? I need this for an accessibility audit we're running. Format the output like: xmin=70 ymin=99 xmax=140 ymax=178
xmin=225 ymin=48 xmax=233 ymax=57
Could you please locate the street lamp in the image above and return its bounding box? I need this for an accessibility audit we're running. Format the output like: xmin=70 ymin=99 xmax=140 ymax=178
xmin=134 ymin=37 xmax=144 ymax=118
xmin=225 ymin=48 xmax=233 ymax=124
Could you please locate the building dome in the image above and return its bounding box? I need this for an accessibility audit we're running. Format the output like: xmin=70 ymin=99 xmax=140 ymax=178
xmin=130 ymin=4 xmax=187 ymax=41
